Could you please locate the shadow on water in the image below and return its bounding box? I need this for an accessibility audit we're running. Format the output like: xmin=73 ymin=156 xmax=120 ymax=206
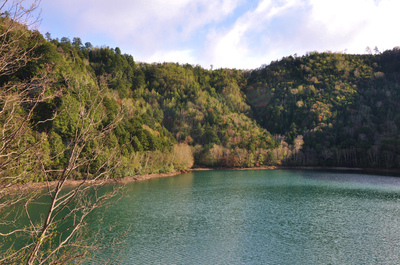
xmin=298 ymin=169 xmax=400 ymax=186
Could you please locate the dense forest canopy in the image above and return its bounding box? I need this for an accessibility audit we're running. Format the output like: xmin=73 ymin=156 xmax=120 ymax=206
xmin=2 ymin=19 xmax=400 ymax=175
xmin=247 ymin=50 xmax=400 ymax=167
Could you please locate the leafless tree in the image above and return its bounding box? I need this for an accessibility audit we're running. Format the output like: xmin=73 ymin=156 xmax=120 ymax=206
xmin=0 ymin=0 xmax=41 ymax=76
xmin=1 ymin=0 xmax=48 ymax=215
xmin=1 ymin=1 xmax=126 ymax=264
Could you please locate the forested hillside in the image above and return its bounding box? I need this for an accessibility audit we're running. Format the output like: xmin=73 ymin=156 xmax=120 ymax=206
xmin=0 ymin=23 xmax=193 ymax=183
xmin=2 ymin=17 xmax=400 ymax=179
xmin=246 ymin=49 xmax=400 ymax=168
xmin=1 ymin=19 xmax=281 ymax=186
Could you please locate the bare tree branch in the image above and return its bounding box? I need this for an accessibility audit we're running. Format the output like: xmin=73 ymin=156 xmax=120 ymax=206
xmin=0 ymin=1 xmax=127 ymax=264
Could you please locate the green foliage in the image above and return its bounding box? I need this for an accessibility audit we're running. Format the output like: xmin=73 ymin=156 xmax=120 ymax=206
xmin=53 ymin=93 xmax=80 ymax=138
xmin=247 ymin=49 xmax=400 ymax=167
xmin=127 ymin=62 xmax=276 ymax=167
xmin=7 ymin=23 xmax=400 ymax=173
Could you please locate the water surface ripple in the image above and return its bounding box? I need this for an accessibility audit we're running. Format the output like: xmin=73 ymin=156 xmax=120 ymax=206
xmin=89 ymin=170 xmax=400 ymax=264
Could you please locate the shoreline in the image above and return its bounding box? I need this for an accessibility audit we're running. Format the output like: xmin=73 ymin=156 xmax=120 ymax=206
xmin=2 ymin=170 xmax=190 ymax=194
xmin=193 ymin=165 xmax=400 ymax=174
xmin=4 ymin=166 xmax=400 ymax=194
xmin=277 ymin=166 xmax=400 ymax=175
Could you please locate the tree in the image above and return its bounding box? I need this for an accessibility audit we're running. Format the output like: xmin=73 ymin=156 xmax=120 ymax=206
xmin=72 ymin=37 xmax=82 ymax=48
xmin=60 ymin=36 xmax=70 ymax=44
xmin=172 ymin=143 xmax=194 ymax=170
xmin=0 ymin=1 xmax=126 ymax=264
xmin=45 ymin=32 xmax=51 ymax=41
xmin=1 ymin=0 xmax=46 ymax=190
xmin=25 ymin=75 xmax=124 ymax=265
xmin=85 ymin=42 xmax=93 ymax=50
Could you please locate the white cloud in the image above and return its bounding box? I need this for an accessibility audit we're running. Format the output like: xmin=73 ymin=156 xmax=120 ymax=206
xmin=39 ymin=0 xmax=400 ymax=69
xmin=203 ymin=0 xmax=400 ymax=68
xmin=42 ymin=0 xmax=242 ymax=42
xmin=147 ymin=49 xmax=196 ymax=65
xmin=296 ymin=0 xmax=400 ymax=54
xmin=201 ymin=0 xmax=302 ymax=69
xmin=40 ymin=0 xmax=245 ymax=64
xmin=348 ymin=0 xmax=400 ymax=53
xmin=308 ymin=0 xmax=374 ymax=33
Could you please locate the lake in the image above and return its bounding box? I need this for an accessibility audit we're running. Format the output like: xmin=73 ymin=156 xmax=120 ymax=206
xmin=88 ymin=169 xmax=400 ymax=264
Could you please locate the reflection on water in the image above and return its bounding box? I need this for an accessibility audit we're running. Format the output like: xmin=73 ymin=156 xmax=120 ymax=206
xmin=301 ymin=169 xmax=400 ymax=186
xmin=88 ymin=170 xmax=400 ymax=264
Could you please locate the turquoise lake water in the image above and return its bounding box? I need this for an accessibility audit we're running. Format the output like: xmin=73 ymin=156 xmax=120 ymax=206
xmin=88 ymin=169 xmax=400 ymax=264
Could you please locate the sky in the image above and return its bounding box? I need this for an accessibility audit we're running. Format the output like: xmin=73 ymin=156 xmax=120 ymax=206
xmin=32 ymin=0 xmax=400 ymax=69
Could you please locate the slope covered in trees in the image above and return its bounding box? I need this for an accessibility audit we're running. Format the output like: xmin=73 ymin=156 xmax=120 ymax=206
xmin=51 ymin=38 xmax=279 ymax=168
xmin=3 ymin=17 xmax=400 ymax=177
xmin=246 ymin=49 xmax=400 ymax=168
xmin=1 ymin=26 xmax=280 ymax=182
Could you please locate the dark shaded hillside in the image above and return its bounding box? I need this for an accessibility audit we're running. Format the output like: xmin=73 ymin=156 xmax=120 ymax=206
xmin=246 ymin=49 xmax=400 ymax=168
